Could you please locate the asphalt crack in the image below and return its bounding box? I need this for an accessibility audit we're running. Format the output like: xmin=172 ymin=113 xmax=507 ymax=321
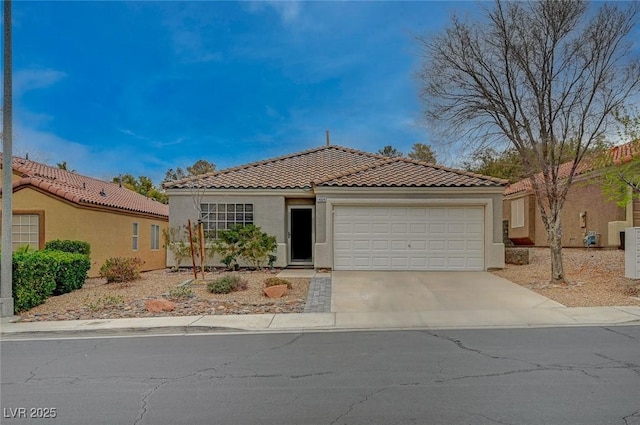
xmin=132 ymin=380 xmax=169 ymax=425
xmin=603 ymin=327 xmax=640 ymax=343
xmin=330 ymin=387 xmax=388 ymax=425
xmin=623 ymin=410 xmax=640 ymax=425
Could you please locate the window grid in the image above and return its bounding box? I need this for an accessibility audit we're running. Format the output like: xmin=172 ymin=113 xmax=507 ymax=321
xmin=151 ymin=224 xmax=160 ymax=250
xmin=200 ymin=203 xmax=254 ymax=239
xmin=12 ymin=214 xmax=39 ymax=250
xmin=132 ymin=222 xmax=139 ymax=251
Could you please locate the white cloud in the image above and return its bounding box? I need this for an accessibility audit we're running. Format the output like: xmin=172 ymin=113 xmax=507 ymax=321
xmin=13 ymin=68 xmax=67 ymax=97
xmin=243 ymin=1 xmax=301 ymax=25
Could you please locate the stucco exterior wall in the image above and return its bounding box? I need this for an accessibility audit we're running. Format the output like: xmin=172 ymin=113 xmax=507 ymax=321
xmin=504 ymin=180 xmax=626 ymax=248
xmin=166 ymin=193 xmax=293 ymax=268
xmin=1 ymin=188 xmax=168 ymax=276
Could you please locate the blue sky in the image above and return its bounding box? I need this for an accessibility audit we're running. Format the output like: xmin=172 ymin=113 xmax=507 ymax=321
xmin=9 ymin=1 xmax=480 ymax=183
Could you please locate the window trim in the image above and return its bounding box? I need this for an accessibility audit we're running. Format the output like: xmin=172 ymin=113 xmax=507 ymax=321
xmin=8 ymin=210 xmax=45 ymax=250
xmin=132 ymin=222 xmax=139 ymax=251
xmin=511 ymin=198 xmax=525 ymax=229
xmin=151 ymin=224 xmax=160 ymax=251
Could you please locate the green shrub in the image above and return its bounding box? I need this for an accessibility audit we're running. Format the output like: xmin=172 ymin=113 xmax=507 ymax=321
xmin=213 ymin=224 xmax=277 ymax=270
xmin=264 ymin=277 xmax=292 ymax=289
xmin=206 ymin=274 xmax=248 ymax=294
xmin=48 ymin=251 xmax=91 ymax=295
xmin=12 ymin=251 xmax=57 ymax=313
xmin=99 ymin=257 xmax=144 ymax=283
xmin=44 ymin=239 xmax=91 ymax=256
xmin=168 ymin=286 xmax=195 ymax=300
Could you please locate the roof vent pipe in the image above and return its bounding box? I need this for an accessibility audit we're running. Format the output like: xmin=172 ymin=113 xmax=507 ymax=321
xmin=326 ymin=129 xmax=330 ymax=146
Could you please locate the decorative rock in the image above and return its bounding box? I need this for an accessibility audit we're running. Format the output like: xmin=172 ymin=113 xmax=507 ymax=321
xmin=144 ymin=299 xmax=176 ymax=312
xmin=263 ymin=284 xmax=288 ymax=299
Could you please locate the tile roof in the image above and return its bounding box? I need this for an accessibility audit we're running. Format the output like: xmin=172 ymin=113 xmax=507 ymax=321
xmin=0 ymin=154 xmax=169 ymax=218
xmin=164 ymin=145 xmax=507 ymax=190
xmin=504 ymin=139 xmax=640 ymax=196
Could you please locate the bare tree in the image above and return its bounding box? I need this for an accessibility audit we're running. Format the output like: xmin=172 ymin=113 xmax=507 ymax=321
xmin=419 ymin=0 xmax=640 ymax=283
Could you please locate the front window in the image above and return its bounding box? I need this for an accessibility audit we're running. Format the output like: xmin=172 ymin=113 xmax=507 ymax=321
xmin=200 ymin=203 xmax=254 ymax=239
xmin=12 ymin=214 xmax=40 ymax=250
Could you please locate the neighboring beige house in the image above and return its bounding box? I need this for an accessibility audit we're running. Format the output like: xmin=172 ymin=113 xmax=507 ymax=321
xmin=0 ymin=154 xmax=169 ymax=276
xmin=164 ymin=145 xmax=508 ymax=271
xmin=503 ymin=141 xmax=640 ymax=248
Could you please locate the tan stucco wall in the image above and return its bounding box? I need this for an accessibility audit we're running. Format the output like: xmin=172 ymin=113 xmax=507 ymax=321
xmin=1 ymin=188 xmax=168 ymax=276
xmin=504 ymin=180 xmax=626 ymax=248
xmin=167 ymin=193 xmax=293 ymax=268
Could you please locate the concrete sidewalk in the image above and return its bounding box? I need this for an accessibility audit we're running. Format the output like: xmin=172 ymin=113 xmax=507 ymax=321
xmin=2 ymin=305 xmax=640 ymax=337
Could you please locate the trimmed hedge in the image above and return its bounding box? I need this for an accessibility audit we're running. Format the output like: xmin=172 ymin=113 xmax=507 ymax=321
xmin=12 ymin=251 xmax=57 ymax=313
xmin=44 ymin=239 xmax=91 ymax=256
xmin=48 ymin=251 xmax=91 ymax=295
xmin=12 ymin=250 xmax=91 ymax=313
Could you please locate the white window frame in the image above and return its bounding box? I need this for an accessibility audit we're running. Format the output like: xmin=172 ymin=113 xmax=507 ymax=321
xmin=12 ymin=214 xmax=40 ymax=251
xmin=151 ymin=224 xmax=160 ymax=250
xmin=511 ymin=198 xmax=525 ymax=228
xmin=200 ymin=203 xmax=254 ymax=239
xmin=132 ymin=222 xmax=139 ymax=251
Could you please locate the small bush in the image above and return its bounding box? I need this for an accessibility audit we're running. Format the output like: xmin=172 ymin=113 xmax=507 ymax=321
xmin=264 ymin=277 xmax=292 ymax=289
xmin=100 ymin=257 xmax=144 ymax=283
xmin=44 ymin=239 xmax=91 ymax=256
xmin=207 ymin=274 xmax=248 ymax=294
xmin=168 ymin=286 xmax=195 ymax=300
xmin=84 ymin=294 xmax=125 ymax=312
xmin=12 ymin=251 xmax=57 ymax=313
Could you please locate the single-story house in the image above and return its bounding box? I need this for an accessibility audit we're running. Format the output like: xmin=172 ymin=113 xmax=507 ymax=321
xmin=164 ymin=144 xmax=508 ymax=271
xmin=0 ymin=154 xmax=169 ymax=276
xmin=503 ymin=141 xmax=640 ymax=248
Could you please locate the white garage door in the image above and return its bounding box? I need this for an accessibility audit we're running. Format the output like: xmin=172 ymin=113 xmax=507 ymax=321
xmin=334 ymin=206 xmax=484 ymax=271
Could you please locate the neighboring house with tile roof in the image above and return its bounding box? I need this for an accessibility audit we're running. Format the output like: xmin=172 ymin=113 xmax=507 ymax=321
xmin=503 ymin=140 xmax=640 ymax=248
xmin=0 ymin=154 xmax=169 ymax=276
xmin=164 ymin=145 xmax=508 ymax=271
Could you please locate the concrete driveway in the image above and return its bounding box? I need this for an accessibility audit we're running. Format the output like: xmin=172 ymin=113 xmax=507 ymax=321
xmin=331 ymin=271 xmax=563 ymax=313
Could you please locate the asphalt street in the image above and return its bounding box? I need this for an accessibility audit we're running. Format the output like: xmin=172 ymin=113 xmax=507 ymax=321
xmin=1 ymin=327 xmax=639 ymax=425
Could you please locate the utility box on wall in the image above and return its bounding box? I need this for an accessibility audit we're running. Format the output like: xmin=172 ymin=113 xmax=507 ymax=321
xmin=625 ymin=227 xmax=640 ymax=279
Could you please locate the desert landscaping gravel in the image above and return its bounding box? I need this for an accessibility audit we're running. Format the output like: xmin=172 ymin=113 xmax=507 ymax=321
xmin=16 ymin=248 xmax=640 ymax=322
xmin=19 ymin=269 xmax=309 ymax=322
xmin=493 ymin=248 xmax=640 ymax=307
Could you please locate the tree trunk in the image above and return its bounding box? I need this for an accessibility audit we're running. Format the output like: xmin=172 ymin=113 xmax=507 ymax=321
xmin=547 ymin=219 xmax=566 ymax=284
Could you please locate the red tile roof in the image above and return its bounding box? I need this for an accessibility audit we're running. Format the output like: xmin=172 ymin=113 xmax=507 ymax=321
xmin=164 ymin=145 xmax=507 ymax=190
xmin=504 ymin=140 xmax=640 ymax=196
xmin=0 ymin=154 xmax=169 ymax=218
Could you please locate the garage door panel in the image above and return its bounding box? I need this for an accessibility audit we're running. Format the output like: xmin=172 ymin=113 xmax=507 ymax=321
xmin=429 ymin=240 xmax=446 ymax=250
xmin=390 ymin=223 xmax=407 ymax=233
xmin=334 ymin=206 xmax=484 ymax=271
xmin=429 ymin=223 xmax=446 ymax=233
xmin=353 ymin=240 xmax=370 ymax=250
xmin=410 ymin=240 xmax=426 ymax=250
xmin=410 ymin=223 xmax=426 ymax=233
xmin=371 ymin=223 xmax=389 ymax=233
xmin=391 ymin=240 xmax=407 ymax=250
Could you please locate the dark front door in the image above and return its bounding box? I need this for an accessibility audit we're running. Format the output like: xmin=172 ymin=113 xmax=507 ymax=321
xmin=290 ymin=208 xmax=313 ymax=262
